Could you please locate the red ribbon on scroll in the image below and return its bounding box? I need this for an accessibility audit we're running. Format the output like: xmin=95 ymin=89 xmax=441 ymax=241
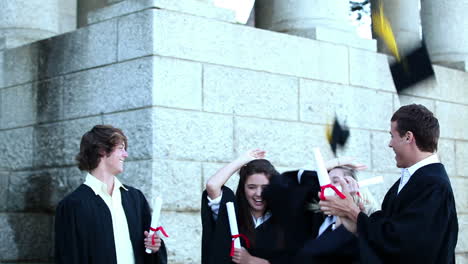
xmin=230 ymin=234 xmax=251 ymax=257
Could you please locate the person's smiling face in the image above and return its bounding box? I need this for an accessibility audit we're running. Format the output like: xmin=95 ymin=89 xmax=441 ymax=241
xmin=102 ymin=142 xmax=128 ymax=175
xmin=244 ymin=173 xmax=269 ymax=219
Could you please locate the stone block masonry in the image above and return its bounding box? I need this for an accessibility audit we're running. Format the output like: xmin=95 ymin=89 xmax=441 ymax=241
xmin=1 ymin=0 xmax=468 ymax=263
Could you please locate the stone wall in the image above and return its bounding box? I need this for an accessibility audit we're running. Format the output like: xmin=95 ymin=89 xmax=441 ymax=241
xmin=0 ymin=1 xmax=467 ymax=263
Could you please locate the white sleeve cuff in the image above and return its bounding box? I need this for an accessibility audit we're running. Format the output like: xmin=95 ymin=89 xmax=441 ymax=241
xmin=207 ymin=193 xmax=223 ymax=221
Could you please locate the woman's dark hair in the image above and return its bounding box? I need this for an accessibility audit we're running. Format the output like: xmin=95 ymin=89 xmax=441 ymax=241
xmin=235 ymin=159 xmax=280 ymax=246
xmin=75 ymin=125 xmax=128 ymax=171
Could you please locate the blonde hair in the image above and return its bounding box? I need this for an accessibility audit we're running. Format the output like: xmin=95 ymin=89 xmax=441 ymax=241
xmin=308 ymin=166 xmax=379 ymax=215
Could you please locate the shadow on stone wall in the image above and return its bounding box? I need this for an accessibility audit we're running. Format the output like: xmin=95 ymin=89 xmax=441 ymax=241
xmin=5 ymin=171 xmax=55 ymax=263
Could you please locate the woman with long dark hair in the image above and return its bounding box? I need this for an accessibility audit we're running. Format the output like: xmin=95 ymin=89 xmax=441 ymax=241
xmin=201 ymin=149 xmax=288 ymax=264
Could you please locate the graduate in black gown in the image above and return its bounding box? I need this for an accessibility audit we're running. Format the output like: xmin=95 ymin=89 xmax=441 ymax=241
xmin=55 ymin=125 xmax=167 ymax=264
xmin=293 ymin=165 xmax=378 ymax=264
xmin=320 ymin=104 xmax=458 ymax=264
xmin=265 ymin=159 xmax=369 ymax=264
xmin=201 ymin=149 xmax=291 ymax=264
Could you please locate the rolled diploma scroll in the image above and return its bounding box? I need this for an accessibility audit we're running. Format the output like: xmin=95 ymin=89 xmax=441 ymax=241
xmin=313 ymin=148 xmax=341 ymax=197
xmin=226 ymin=202 xmax=241 ymax=249
xmin=358 ymin=176 xmax=384 ymax=188
xmin=146 ymin=196 xmax=162 ymax=254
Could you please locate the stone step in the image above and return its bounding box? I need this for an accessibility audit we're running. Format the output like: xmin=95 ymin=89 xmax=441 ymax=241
xmin=286 ymin=26 xmax=377 ymax=52
xmin=87 ymin=0 xmax=236 ymax=25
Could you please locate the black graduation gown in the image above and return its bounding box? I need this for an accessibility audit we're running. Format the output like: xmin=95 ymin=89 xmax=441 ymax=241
xmin=294 ymin=225 xmax=359 ymax=264
xmin=265 ymin=170 xmax=359 ymax=264
xmin=265 ymin=170 xmax=325 ymax=250
xmin=357 ymin=163 xmax=458 ymax=264
xmin=201 ymin=186 xmax=291 ymax=264
xmin=55 ymin=184 xmax=167 ymax=264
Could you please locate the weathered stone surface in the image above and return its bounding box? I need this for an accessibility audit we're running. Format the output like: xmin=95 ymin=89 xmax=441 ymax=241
xmin=390 ymin=71 xmax=438 ymax=100
xmin=103 ymin=109 xmax=153 ymax=160
xmin=0 ymin=1 xmax=60 ymax=33
xmin=0 ymin=213 xmax=53 ymax=261
xmin=52 ymin=167 xmax=86 ymax=206
xmin=0 ymin=84 xmax=36 ymax=129
xmin=2 ymin=20 xmax=117 ymax=87
xmin=434 ymin=65 xmax=468 ymax=104
xmin=456 ymin=253 xmax=468 ymax=264
xmin=457 ymin=214 xmax=468 ymax=253
xmin=349 ymin=49 xmax=394 ymax=91
xmin=152 ymin=159 xmax=202 ymax=210
xmin=163 ymin=211 xmax=201 ymax=264
xmin=153 ymin=108 xmax=234 ymax=162
xmin=63 ymin=58 xmax=153 ymax=119
xmin=202 ymin=162 xmax=238 ymax=192
xmin=358 ymin=170 xmax=400 ymax=205
xmin=0 ymin=51 xmax=4 ymax=88
xmin=307 ymin=27 xmax=377 ymax=52
xmin=339 ymin=129 xmax=372 ymax=170
xmin=276 ymin=166 xmax=299 ymax=174
xmin=1 ymin=44 xmax=40 ymax=87
xmin=204 ymin=65 xmax=299 ymax=120
xmin=438 ymin=139 xmax=456 ymax=176
xmin=395 ymin=95 xmax=436 ymax=113
xmin=0 ymin=1 xmax=60 ymax=51
xmin=300 ymin=79 xmax=393 ymax=131
xmin=0 ymin=127 xmax=34 ymax=170
xmin=36 ymin=77 xmax=63 ymax=123
xmin=451 ymin=177 xmax=468 ymax=214
xmin=456 ymin=141 xmax=468 ymax=177
xmin=0 ymin=172 xmax=8 ymax=211
xmin=0 ymin=90 xmax=2 ymax=125
xmin=6 ymin=168 xmax=82 ymax=212
xmin=34 ymin=116 xmax=101 ymax=168
xmin=436 ymin=102 xmax=468 ymax=139
xmin=38 ymin=19 xmax=117 ymax=78
xmin=118 ymin=9 xmax=349 ymax=84
xmin=89 ymin=0 xmax=236 ymax=25
xmin=371 ymin=131 xmax=399 ymax=172
xmin=430 ymin=66 xmax=468 ymax=105
xmin=7 ymin=170 xmax=47 ymax=212
xmin=117 ymin=9 xmax=153 ymax=61
xmin=118 ymin=159 xmax=154 ymax=198
xmin=153 ymin=57 xmax=202 ymax=110
xmin=402 ymin=65 xmax=468 ymax=105
xmin=235 ymin=116 xmax=331 ymax=168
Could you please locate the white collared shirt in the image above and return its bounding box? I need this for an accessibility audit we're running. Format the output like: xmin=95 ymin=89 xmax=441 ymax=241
xmin=84 ymin=173 xmax=135 ymax=264
xmin=317 ymin=215 xmax=337 ymax=237
xmin=398 ymin=154 xmax=440 ymax=194
xmin=207 ymin=193 xmax=271 ymax=228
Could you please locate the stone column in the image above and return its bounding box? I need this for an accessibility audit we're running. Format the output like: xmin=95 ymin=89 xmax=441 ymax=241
xmin=77 ymin=0 xmax=108 ymax=27
xmin=421 ymin=0 xmax=468 ymax=71
xmin=371 ymin=0 xmax=421 ymax=56
xmin=0 ymin=0 xmax=74 ymax=50
xmin=255 ymin=0 xmax=376 ymax=51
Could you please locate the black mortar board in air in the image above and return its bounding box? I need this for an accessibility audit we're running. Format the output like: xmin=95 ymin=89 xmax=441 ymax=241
xmin=327 ymin=117 xmax=350 ymax=156
xmin=390 ymin=41 xmax=435 ymax=94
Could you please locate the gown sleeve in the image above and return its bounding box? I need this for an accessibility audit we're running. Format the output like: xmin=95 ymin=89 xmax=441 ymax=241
xmin=55 ymin=198 xmax=88 ymax=264
xmin=201 ymin=186 xmax=236 ymax=264
xmin=357 ymin=183 xmax=457 ymax=264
